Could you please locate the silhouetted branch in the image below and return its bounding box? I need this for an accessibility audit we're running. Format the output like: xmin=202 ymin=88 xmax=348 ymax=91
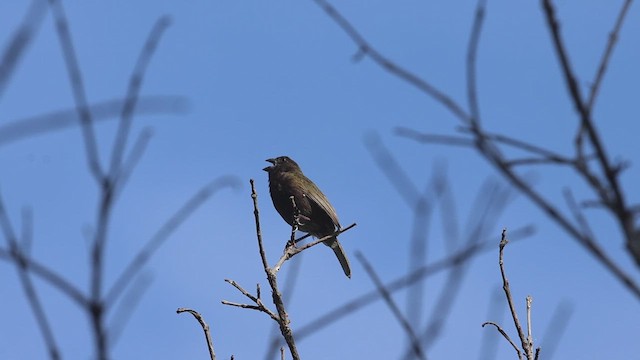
xmin=466 ymin=0 xmax=487 ymax=123
xmin=312 ymin=0 xmax=471 ymax=123
xmin=109 ymin=274 xmax=153 ymax=346
xmin=108 ymin=16 xmax=172 ymax=178
xmin=48 ymin=0 xmax=103 ymax=179
xmin=295 ymin=225 xmax=535 ymax=341
xmin=222 ymin=279 xmax=279 ymax=321
xmin=356 ymin=252 xmax=427 ymax=360
xmin=115 ymin=128 xmax=154 ymax=195
xmin=398 ymin=125 xmax=640 ymax=298
xmin=402 ymin=179 xmax=516 ymax=359
xmin=0 ymin=195 xmax=61 ymax=360
xmin=0 ymin=0 xmax=47 ymax=98
xmin=316 ymin=0 xmax=639 ymax=300
xmin=586 ymin=0 xmax=633 ymax=111
xmin=478 ymin=288 xmax=506 ymax=360
xmin=177 ymin=308 xmax=217 ymax=360
xmin=540 ymin=301 xmax=573 ymax=359
xmin=364 ymin=132 xmax=421 ymax=204
xmin=0 ymin=246 xmax=87 ymax=306
xmin=481 ymin=322 xmax=521 ymax=359
xmin=0 ymin=96 xmax=187 ymax=147
xmin=273 ymin=223 xmax=356 ymax=274
xmin=106 ymin=176 xmax=241 ymax=306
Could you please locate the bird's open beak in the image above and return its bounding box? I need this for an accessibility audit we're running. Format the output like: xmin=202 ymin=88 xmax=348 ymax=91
xmin=263 ymin=158 xmax=276 ymax=172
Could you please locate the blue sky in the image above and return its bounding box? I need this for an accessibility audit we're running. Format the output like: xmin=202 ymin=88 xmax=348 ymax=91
xmin=1 ymin=1 xmax=639 ymax=359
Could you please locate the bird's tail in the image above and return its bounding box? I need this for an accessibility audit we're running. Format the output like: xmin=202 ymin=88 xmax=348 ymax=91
xmin=324 ymin=237 xmax=351 ymax=278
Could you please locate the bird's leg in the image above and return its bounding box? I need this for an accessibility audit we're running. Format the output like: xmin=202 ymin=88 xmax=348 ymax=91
xmin=288 ymin=196 xmax=300 ymax=248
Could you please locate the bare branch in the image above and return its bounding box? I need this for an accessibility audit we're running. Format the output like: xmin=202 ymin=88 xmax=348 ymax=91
xmin=48 ymin=0 xmax=103 ymax=179
xmin=272 ymin=223 xmax=356 ymax=274
xmin=542 ymin=0 xmax=631 ymax=244
xmin=540 ymin=301 xmax=573 ymax=359
xmin=222 ymin=279 xmax=279 ymax=322
xmin=0 ymin=247 xmax=87 ymax=306
xmin=295 ymin=226 xmax=535 ymax=340
xmin=0 ymin=96 xmax=187 ymax=148
xmin=0 ymin=196 xmax=61 ymax=360
xmin=106 ymin=176 xmax=241 ymax=306
xmin=482 ymin=322 xmax=522 ymax=360
xmin=177 ymin=308 xmax=217 ymax=360
xmin=586 ymin=0 xmax=633 ymax=110
xmin=312 ymin=0 xmax=471 ymax=123
xmin=466 ymin=0 xmax=487 ymax=123
xmin=248 ymin=180 xmax=300 ymax=360
xmin=0 ymin=0 xmax=47 ymax=98
xmin=498 ymin=229 xmax=530 ymax=358
xmin=356 ymin=252 xmax=427 ymax=360
xmin=108 ymin=16 xmax=172 ymax=178
xmin=400 ymin=126 xmax=640 ymax=298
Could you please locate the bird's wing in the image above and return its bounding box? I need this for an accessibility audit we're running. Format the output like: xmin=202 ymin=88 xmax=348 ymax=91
xmin=303 ymin=181 xmax=341 ymax=229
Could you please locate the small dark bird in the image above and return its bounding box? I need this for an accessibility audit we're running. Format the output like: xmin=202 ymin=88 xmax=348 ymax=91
xmin=263 ymin=156 xmax=351 ymax=278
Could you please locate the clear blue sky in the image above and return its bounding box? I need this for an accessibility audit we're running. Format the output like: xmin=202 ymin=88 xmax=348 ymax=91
xmin=1 ymin=1 xmax=639 ymax=359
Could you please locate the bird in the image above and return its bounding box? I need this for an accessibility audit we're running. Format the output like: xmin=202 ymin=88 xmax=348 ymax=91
xmin=263 ymin=156 xmax=351 ymax=278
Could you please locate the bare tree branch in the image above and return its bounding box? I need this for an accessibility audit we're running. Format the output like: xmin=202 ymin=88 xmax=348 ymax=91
xmin=0 ymin=195 xmax=61 ymax=360
xmin=356 ymin=252 xmax=427 ymax=360
xmin=586 ymin=0 xmax=633 ymax=111
xmin=248 ymin=179 xmax=300 ymax=360
xmin=108 ymin=16 xmax=172 ymax=179
xmin=312 ymin=0 xmax=471 ymax=123
xmin=295 ymin=226 xmax=535 ymax=341
xmin=0 ymin=96 xmax=187 ymax=147
xmin=48 ymin=0 xmax=103 ymax=179
xmin=177 ymin=308 xmax=217 ymax=360
xmin=482 ymin=322 xmax=522 ymax=360
xmin=106 ymin=176 xmax=241 ymax=306
xmin=0 ymin=0 xmax=47 ymax=98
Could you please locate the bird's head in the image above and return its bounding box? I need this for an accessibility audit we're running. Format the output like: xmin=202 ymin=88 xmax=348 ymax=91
xmin=263 ymin=156 xmax=301 ymax=173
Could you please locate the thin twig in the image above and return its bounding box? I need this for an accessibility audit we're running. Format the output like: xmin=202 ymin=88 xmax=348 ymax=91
xmin=478 ymin=288 xmax=506 ymax=360
xmin=272 ymin=223 xmax=356 ymax=273
xmin=0 ymin=96 xmax=187 ymax=148
xmin=312 ymin=0 xmax=471 ymax=123
xmin=363 ymin=132 xmax=421 ymax=205
xmin=222 ymin=279 xmax=279 ymax=321
xmin=482 ymin=322 xmax=522 ymax=360
xmin=586 ymin=0 xmax=633 ymax=110
xmin=48 ymin=0 xmax=103 ymax=179
xmin=0 ymin=0 xmax=47 ymax=98
xmin=466 ymin=0 xmax=487 ymax=123
xmin=400 ymin=126 xmax=640 ymax=298
xmin=540 ymin=301 xmax=573 ymax=359
xmin=109 ymin=16 xmax=172 ymax=179
xmin=542 ymin=0 xmax=630 ymax=242
xmin=106 ymin=176 xmax=240 ymax=306
xmin=356 ymin=252 xmax=427 ymax=360
xmin=0 ymin=247 xmax=87 ymax=306
xmin=526 ymin=296 xmax=534 ymax=352
xmin=108 ymin=274 xmax=153 ymax=346
xmin=115 ymin=128 xmax=154 ymax=196
xmin=177 ymin=308 xmax=217 ymax=360
xmin=0 ymin=196 xmax=61 ymax=360
xmin=406 ymin=179 xmax=516 ymax=358
xmin=295 ymin=226 xmax=535 ymax=340
xmin=498 ymin=229 xmax=532 ymax=359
